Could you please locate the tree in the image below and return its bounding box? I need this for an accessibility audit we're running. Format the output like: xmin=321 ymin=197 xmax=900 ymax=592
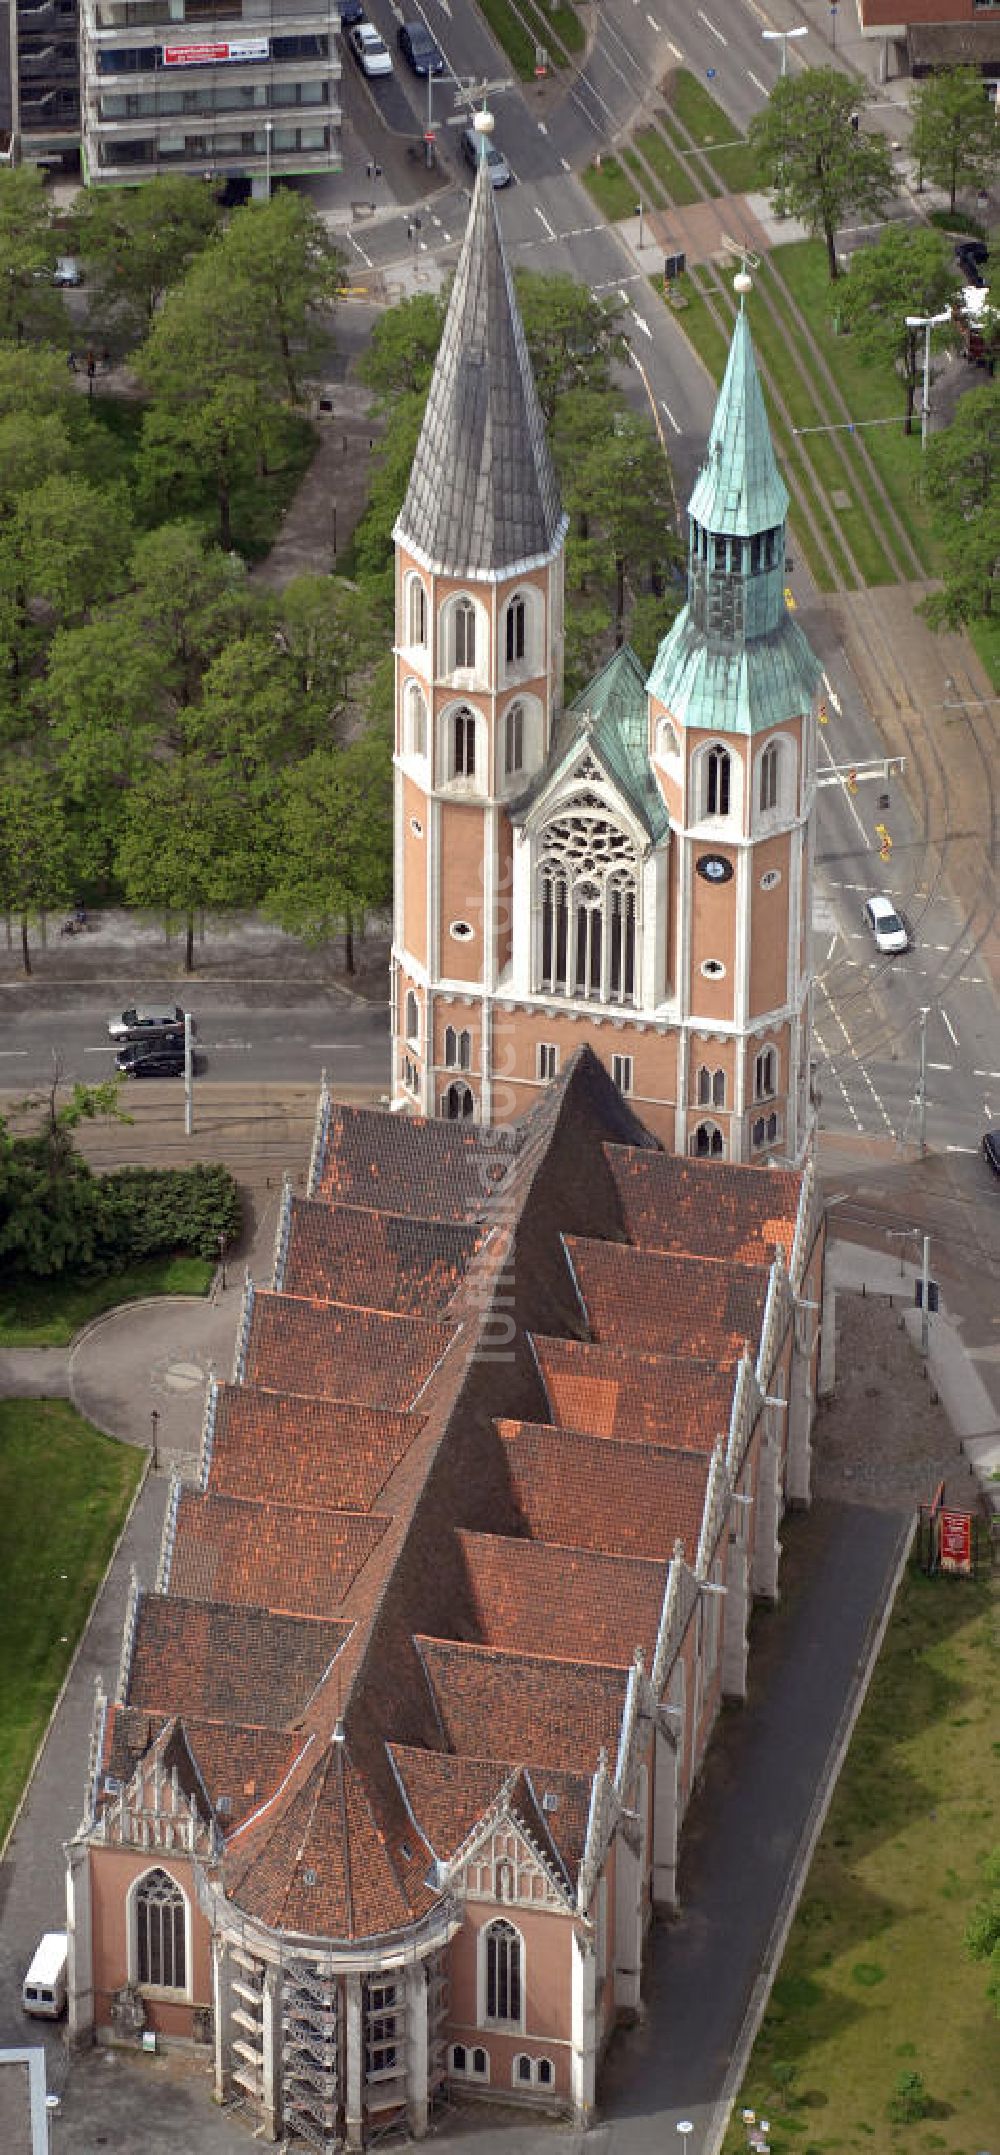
xmin=0 ymin=752 xmax=75 ymax=972
xmin=0 ymin=167 xmax=64 ymax=344
xmin=748 ymin=69 xmax=898 ymax=280
xmin=0 ymin=347 xmax=74 ymax=510
xmin=920 ymin=378 xmax=1000 ymax=627
xmin=221 ymin=193 xmax=344 ymax=400
xmin=911 ymin=67 xmax=1000 ymax=215
xmin=358 ymin=292 xmax=445 ymax=403
xmin=551 ymin=389 xmax=682 ymax=667
xmin=265 ymin=735 xmax=392 ymax=973
xmin=115 ymin=751 xmax=260 ymax=971
xmin=515 ymin=270 xmax=628 ymax=422
xmin=837 ymin=225 xmax=958 ymax=433
xmin=15 ymin=474 xmax=133 ymax=623
xmin=69 ymin=175 xmax=221 ymax=335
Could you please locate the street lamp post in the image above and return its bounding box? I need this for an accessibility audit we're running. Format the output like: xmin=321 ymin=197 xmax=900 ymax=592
xmin=761 ymin=24 xmax=807 ymax=73
xmin=905 ymin=309 xmax=951 ymax=451
xmin=150 ymin=1408 xmax=160 ymax=1473
xmin=265 ymin=118 xmax=273 ymax=201
xmin=830 ymin=3 xmax=838 ymax=50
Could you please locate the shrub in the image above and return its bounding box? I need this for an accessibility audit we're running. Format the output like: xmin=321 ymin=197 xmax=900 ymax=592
xmin=887 ymin=2069 xmax=932 ymax=2124
xmin=93 ymin=1163 xmax=241 ymax=1265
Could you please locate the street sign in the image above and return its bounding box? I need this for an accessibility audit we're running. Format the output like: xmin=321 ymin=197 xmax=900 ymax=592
xmin=706 ymin=66 xmax=716 ymax=78
xmin=914 ymin=1280 xmax=940 ymax=1312
xmin=664 ymin=252 xmax=686 ymax=281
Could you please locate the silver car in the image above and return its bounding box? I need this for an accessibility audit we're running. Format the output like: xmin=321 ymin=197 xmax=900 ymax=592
xmin=462 ymin=128 xmax=512 ymax=188
xmin=107 ymin=1003 xmax=190 ymax=1042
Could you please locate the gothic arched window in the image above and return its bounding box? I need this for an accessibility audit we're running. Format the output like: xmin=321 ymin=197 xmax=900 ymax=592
xmin=504 ymin=701 xmax=525 ymax=778
xmin=759 ymin=741 xmax=779 ymax=814
xmin=444 ymin=1026 xmax=471 ymax=1071
xmin=697 ymin=1065 xmax=726 ymax=1108
xmin=404 ymin=990 xmax=419 ymax=1043
xmin=505 ymin=593 xmax=527 ymax=667
xmin=705 ymin=745 xmax=731 ymax=817
xmin=692 ymin=1121 xmax=724 ymax=1159
xmin=406 ymin=576 xmax=427 ymax=649
xmin=451 ymin=707 xmax=477 ymax=780
xmin=485 ymin=1919 xmax=522 ymax=2025
xmin=535 ymin=798 xmax=638 ymax=1007
xmin=754 ymin=1045 xmax=778 ymax=1100
xmin=403 ymin=680 xmax=427 ymax=759
xmin=452 ymin=597 xmax=476 ymax=671
xmin=442 ymin=1081 xmax=474 ymax=1121
xmin=135 ymin=1868 xmax=186 ymax=1990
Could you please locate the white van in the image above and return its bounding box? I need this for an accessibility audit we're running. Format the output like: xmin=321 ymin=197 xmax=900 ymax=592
xmin=22 ymin=1931 xmax=68 ymax=2018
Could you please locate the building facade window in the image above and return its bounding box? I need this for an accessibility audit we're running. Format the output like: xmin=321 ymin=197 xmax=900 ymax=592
xmin=403 ymin=680 xmax=427 ymax=759
xmin=444 ymin=1026 xmax=472 ymax=1071
xmin=442 ymin=1081 xmax=474 ymax=1121
xmin=407 ymin=576 xmax=427 ymax=648
xmin=504 ymin=700 xmax=525 ymax=777
xmin=505 ymin=593 xmax=527 ymax=667
xmin=752 ymin=1111 xmax=780 ymax=1149
xmin=656 ymin=716 xmax=679 ymax=759
xmin=611 ymin=1053 xmax=633 ymax=1096
xmin=692 ymin=1121 xmax=724 ymax=1158
xmin=452 ymin=707 xmax=477 ymax=779
xmin=135 ymin=1869 xmax=186 ymax=1991
xmin=537 ymin=1042 xmax=559 ymax=1082
xmin=364 ymin=1980 xmax=397 ymax=2079
xmin=514 ymin=2054 xmax=533 ymax=2085
xmin=535 ymin=800 xmax=638 ymax=1006
xmin=754 ymin=1046 xmax=777 ymax=1100
xmin=705 ymin=744 xmax=731 ymax=817
xmin=404 ymin=990 xmax=419 ymax=1044
xmin=537 ymin=2058 xmax=554 ymax=2086
xmin=472 ymin=2047 xmax=489 ymax=2077
xmin=697 ymin=1065 xmax=726 ymax=1108
xmin=759 ymin=741 xmax=779 ymax=813
xmin=402 ymin=1056 xmax=419 ymax=1095
xmin=451 ymin=596 xmax=476 ymax=671
xmin=484 ymin=1918 xmax=522 ymax=2025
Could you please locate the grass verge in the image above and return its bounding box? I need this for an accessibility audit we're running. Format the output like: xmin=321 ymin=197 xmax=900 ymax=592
xmin=582 ymin=157 xmax=641 ymax=222
xmin=0 ymin=1254 xmax=213 ymax=1347
xmin=722 ymin=1561 xmax=998 ymax=2154
xmin=636 ymin=123 xmax=701 ymax=207
xmin=967 ymin=610 xmax=1000 ymax=693
xmin=475 ymin=0 xmax=542 ymax=77
xmin=0 ymin=1398 xmax=144 ymax=1841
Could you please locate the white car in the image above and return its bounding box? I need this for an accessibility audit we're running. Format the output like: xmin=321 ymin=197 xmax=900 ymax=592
xmin=863 ymin=893 xmax=908 ymax=955
xmin=348 ymin=20 xmax=392 ymax=75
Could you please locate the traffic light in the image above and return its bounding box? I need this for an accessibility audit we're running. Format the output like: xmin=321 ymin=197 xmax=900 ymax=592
xmin=847 ymin=769 xmax=858 ymax=793
xmin=818 ymin=702 xmax=829 ymax=725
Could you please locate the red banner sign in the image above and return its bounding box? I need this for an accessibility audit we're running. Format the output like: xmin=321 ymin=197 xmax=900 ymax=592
xmin=163 ymin=37 xmax=268 ymax=65
xmin=939 ymin=1509 xmax=973 ymax=1575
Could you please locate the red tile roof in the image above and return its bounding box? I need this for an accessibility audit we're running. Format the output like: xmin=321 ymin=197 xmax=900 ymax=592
xmin=416 ymin=1635 xmax=626 ymax=1777
xmin=209 ymin=1386 xmax=421 ymax=1512
xmin=282 ymin=1198 xmax=486 ymax=1316
xmin=388 ymin=1744 xmax=592 ymax=1875
xmin=532 ymin=1334 xmax=734 ymax=1450
xmin=564 ymin=1237 xmax=770 ymax=1361
xmin=244 ymin=1292 xmax=456 ymax=1409
xmin=105 ymin=1705 xmax=302 ymax=1831
xmin=315 ymin=1103 xmax=518 ymax=1220
xmin=127 ymin=1594 xmax=348 ymax=1728
xmin=605 ymin=1144 xmax=802 ymax=1267
xmin=169 ymin=1491 xmax=388 ymax=1617
xmin=457 ymin=1529 xmax=665 ymax=1669
xmin=497 ymin=1419 xmax=710 ymax=1563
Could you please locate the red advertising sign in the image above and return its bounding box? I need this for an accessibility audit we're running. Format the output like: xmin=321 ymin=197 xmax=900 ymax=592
xmin=163 ymin=37 xmax=268 ymax=65
xmin=938 ymin=1509 xmax=972 ymax=1575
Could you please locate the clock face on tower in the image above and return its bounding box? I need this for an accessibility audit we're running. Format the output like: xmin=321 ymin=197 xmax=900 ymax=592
xmin=696 ymin=852 xmax=733 ymax=885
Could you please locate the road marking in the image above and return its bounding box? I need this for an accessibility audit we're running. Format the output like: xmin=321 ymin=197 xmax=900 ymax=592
xmin=537 ymin=119 xmax=548 ymax=134
xmin=946 ymin=1145 xmax=977 ymax=1155
xmin=346 ymin=231 xmax=375 ymax=270
xmin=821 ymin=670 xmax=842 ymax=716
xmin=927 ymin=1062 xmax=953 ymax=1073
xmin=668 ymin=39 xmax=683 ymax=60
xmin=533 ymin=204 xmax=557 ymax=240
xmin=0 ymin=1049 xmax=28 ymax=1057
xmin=973 ymin=1069 xmax=1000 ymax=1080
xmin=560 ymin=156 xmax=571 ymax=171
xmin=748 ymin=70 xmax=766 ymax=93
xmin=941 ymin=1007 xmax=959 ymax=1047
xmin=825 ymin=935 xmax=837 ymax=962
xmin=646 ymin=12 xmax=660 ymax=29
xmin=696 ymin=8 xmax=727 ymax=42
xmin=659 ymin=397 xmax=681 ymax=433
xmin=632 ymin=310 xmax=652 ymax=338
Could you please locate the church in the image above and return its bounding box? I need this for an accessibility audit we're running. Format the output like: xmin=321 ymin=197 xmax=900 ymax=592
xmin=391 ymin=118 xmax=822 ymax=1160
xmin=63 ymin=132 xmax=828 ymax=2153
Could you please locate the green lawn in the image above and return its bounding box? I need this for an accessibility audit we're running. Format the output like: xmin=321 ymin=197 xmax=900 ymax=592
xmin=474 ymin=0 xmax=542 ymax=77
xmin=0 ymin=1253 xmax=213 ymax=1347
xmin=722 ymin=1562 xmax=998 ymax=2155
xmin=967 ymin=610 xmax=1000 ymax=693
xmin=635 ymin=123 xmax=701 ymax=208
xmin=0 ymin=1398 xmax=144 ymax=1840
xmin=582 ymin=156 xmax=642 ymax=223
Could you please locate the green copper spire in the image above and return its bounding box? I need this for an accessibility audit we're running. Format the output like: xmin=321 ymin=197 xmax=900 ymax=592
xmin=647 ymin=293 xmax=821 ymax=733
xmin=687 ymin=300 xmax=788 ymax=539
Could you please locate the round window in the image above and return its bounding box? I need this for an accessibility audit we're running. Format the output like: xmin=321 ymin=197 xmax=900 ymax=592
xmin=701 ymin=959 xmax=726 ymax=979
xmin=410 ymin=817 xmax=423 ymax=838
xmin=450 ymin=921 xmax=474 ymax=941
xmin=760 ymin=868 xmax=781 ymax=892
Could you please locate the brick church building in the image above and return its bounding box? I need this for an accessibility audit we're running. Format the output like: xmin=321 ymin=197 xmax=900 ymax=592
xmin=64 ymin=137 xmax=828 ymax=2152
xmin=391 ymin=124 xmax=821 ymax=1161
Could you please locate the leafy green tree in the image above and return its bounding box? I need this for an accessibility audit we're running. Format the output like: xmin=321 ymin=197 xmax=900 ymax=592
xmin=920 ymin=378 xmax=1000 ymax=627
xmin=0 ymin=347 xmax=74 ymax=509
xmin=115 ymin=750 xmax=260 ymax=971
xmin=350 ymin=391 xmax=426 ymax=601
xmin=358 ymin=292 xmax=445 ymax=403
xmin=911 ymin=67 xmax=1000 ymax=215
xmin=0 ymin=752 xmax=75 ymax=972
xmin=125 ymin=522 xmax=256 ymax=715
xmin=15 ymin=474 xmax=133 ymax=622
xmin=277 ymin=573 xmax=386 ymax=715
xmin=69 ymin=175 xmax=221 ymax=335
xmin=838 ymin=225 xmax=958 ymax=433
xmin=0 ymin=167 xmax=64 ymax=344
xmin=749 ymin=69 xmax=897 ymax=280
xmin=552 ymin=389 xmax=682 ymax=664
xmin=265 ymin=735 xmax=392 ymax=973
xmin=515 ymin=270 xmax=628 ymax=422
xmin=221 ymin=193 xmax=344 ymax=400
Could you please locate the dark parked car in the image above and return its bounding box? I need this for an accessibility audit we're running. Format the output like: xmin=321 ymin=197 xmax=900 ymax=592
xmin=398 ymin=20 xmax=444 ymax=74
xmin=956 ymin=239 xmax=989 ymax=289
xmin=115 ymin=1041 xmax=186 ymax=1079
xmin=340 ymin=0 xmax=365 ymax=22
xmin=983 ymin=1127 xmax=1000 ymax=1176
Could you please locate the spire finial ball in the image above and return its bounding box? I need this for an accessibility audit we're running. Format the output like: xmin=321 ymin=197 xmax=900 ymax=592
xmin=473 ymin=108 xmax=495 ymax=138
xmin=734 ymin=271 xmax=752 ymax=296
